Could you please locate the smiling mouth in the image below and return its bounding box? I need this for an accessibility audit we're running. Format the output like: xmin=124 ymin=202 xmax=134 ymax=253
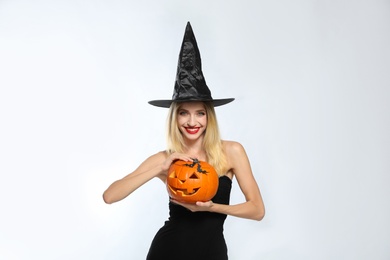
xmin=185 ymin=127 xmax=200 ymax=134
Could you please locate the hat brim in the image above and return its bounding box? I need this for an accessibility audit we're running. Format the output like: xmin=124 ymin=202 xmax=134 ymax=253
xmin=148 ymin=98 xmax=235 ymax=108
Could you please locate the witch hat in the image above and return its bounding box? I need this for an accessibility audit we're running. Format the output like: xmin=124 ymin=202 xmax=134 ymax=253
xmin=148 ymin=22 xmax=234 ymax=108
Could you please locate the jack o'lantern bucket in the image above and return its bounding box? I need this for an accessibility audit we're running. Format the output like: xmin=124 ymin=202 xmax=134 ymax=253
xmin=166 ymin=159 xmax=219 ymax=203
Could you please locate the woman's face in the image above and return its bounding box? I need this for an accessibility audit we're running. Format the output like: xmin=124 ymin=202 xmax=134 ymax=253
xmin=177 ymin=102 xmax=207 ymax=141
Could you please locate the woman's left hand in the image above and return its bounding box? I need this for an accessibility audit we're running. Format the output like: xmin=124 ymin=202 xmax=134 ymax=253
xmin=170 ymin=199 xmax=214 ymax=212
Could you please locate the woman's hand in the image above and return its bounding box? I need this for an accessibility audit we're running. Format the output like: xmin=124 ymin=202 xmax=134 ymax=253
xmin=161 ymin=152 xmax=194 ymax=172
xmin=170 ymin=199 xmax=214 ymax=212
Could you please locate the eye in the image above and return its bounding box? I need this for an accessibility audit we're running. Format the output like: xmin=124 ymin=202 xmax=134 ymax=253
xmin=197 ymin=111 xmax=206 ymax=116
xmin=178 ymin=110 xmax=188 ymax=116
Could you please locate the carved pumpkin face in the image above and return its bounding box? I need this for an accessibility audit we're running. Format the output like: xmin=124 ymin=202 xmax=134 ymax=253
xmin=167 ymin=159 xmax=219 ymax=203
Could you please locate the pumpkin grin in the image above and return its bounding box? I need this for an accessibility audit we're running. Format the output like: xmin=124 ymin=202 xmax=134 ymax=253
xmin=168 ymin=186 xmax=200 ymax=195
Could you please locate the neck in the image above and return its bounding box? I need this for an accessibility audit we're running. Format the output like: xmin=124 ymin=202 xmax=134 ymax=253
xmin=183 ymin=136 xmax=206 ymax=160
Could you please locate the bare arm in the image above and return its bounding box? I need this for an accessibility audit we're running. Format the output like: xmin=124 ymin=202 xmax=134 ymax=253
xmin=102 ymin=151 xmax=193 ymax=204
xmin=213 ymin=141 xmax=265 ymax=220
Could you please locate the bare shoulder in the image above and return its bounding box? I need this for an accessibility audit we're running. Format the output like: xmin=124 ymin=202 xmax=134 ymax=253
xmin=136 ymin=150 xmax=168 ymax=170
xmin=222 ymin=140 xmax=248 ymax=171
xmin=222 ymin=140 xmax=246 ymax=156
xmin=150 ymin=150 xmax=169 ymax=160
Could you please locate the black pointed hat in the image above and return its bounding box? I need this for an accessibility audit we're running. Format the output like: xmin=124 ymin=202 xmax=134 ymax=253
xmin=148 ymin=22 xmax=234 ymax=108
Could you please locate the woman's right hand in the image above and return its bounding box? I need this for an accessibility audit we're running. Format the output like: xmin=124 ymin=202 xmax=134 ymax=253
xmin=161 ymin=152 xmax=194 ymax=172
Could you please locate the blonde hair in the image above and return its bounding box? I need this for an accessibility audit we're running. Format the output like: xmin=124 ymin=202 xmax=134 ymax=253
xmin=166 ymin=102 xmax=228 ymax=176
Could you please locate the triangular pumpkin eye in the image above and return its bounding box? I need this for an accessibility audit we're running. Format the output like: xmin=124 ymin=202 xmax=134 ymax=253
xmin=169 ymin=171 xmax=177 ymax=178
xmin=189 ymin=173 xmax=199 ymax=179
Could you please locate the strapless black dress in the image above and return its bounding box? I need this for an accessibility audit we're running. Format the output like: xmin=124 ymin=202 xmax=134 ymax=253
xmin=146 ymin=175 xmax=232 ymax=260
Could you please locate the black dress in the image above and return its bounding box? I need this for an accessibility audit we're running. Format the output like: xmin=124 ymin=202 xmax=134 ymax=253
xmin=146 ymin=175 xmax=232 ymax=260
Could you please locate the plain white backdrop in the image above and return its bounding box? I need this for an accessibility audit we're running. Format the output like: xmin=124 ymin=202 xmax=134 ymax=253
xmin=1 ymin=0 xmax=389 ymax=259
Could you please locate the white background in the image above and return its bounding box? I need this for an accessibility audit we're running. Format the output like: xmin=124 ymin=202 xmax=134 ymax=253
xmin=1 ymin=0 xmax=389 ymax=259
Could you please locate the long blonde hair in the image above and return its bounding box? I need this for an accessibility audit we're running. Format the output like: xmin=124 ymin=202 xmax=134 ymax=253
xmin=166 ymin=102 xmax=228 ymax=176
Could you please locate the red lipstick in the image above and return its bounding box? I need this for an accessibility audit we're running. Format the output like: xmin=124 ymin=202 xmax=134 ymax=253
xmin=185 ymin=127 xmax=200 ymax=134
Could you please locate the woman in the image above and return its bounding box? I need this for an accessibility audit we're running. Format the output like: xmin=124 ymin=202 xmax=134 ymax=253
xmin=103 ymin=22 xmax=265 ymax=260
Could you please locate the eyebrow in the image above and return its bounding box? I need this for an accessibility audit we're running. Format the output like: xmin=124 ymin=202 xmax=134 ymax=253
xmin=178 ymin=108 xmax=206 ymax=112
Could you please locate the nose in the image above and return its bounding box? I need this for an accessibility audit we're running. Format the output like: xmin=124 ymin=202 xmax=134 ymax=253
xmin=187 ymin=115 xmax=196 ymax=126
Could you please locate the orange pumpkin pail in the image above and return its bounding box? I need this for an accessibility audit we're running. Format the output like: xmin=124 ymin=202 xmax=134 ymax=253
xmin=166 ymin=159 xmax=219 ymax=203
